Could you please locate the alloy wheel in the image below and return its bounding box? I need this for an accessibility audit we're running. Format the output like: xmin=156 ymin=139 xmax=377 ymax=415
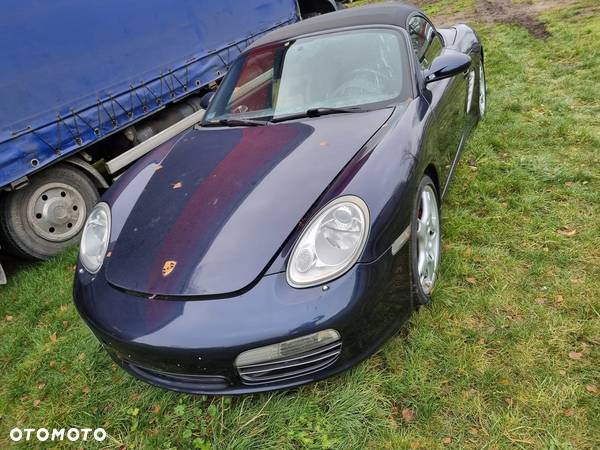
xmin=416 ymin=185 xmax=440 ymax=295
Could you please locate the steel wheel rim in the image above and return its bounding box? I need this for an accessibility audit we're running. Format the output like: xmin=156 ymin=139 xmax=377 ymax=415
xmin=479 ymin=64 xmax=486 ymax=117
xmin=416 ymin=185 xmax=440 ymax=295
xmin=27 ymin=182 xmax=87 ymax=242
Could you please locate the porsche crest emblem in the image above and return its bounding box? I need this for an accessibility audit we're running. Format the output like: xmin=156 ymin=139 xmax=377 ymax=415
xmin=162 ymin=260 xmax=177 ymax=277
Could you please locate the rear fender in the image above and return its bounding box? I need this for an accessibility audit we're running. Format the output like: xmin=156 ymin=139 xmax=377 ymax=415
xmin=450 ymin=24 xmax=481 ymax=55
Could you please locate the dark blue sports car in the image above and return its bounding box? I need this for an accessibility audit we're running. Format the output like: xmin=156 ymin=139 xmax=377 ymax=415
xmin=74 ymin=3 xmax=485 ymax=394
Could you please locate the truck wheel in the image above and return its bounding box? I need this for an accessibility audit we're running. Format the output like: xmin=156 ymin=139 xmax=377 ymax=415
xmin=0 ymin=164 xmax=99 ymax=260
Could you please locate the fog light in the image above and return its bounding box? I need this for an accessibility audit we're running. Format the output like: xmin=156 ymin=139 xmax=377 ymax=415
xmin=235 ymin=329 xmax=341 ymax=367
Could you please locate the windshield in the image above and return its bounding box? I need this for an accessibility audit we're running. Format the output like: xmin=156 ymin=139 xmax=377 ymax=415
xmin=204 ymin=29 xmax=411 ymax=122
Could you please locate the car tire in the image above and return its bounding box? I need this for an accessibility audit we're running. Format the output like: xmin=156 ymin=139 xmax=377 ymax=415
xmin=409 ymin=175 xmax=441 ymax=307
xmin=0 ymin=164 xmax=99 ymax=261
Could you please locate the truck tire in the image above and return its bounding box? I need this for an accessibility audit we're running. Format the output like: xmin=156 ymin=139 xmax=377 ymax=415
xmin=0 ymin=164 xmax=99 ymax=260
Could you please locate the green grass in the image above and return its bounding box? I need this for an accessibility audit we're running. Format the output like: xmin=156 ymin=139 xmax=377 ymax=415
xmin=1 ymin=1 xmax=599 ymax=448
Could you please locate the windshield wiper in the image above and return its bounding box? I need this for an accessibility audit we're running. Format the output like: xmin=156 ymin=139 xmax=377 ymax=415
xmin=270 ymin=107 xmax=367 ymax=123
xmin=201 ymin=118 xmax=269 ymax=127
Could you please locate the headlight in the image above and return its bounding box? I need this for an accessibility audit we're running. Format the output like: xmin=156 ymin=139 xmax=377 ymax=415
xmin=287 ymin=195 xmax=369 ymax=288
xmin=80 ymin=202 xmax=111 ymax=274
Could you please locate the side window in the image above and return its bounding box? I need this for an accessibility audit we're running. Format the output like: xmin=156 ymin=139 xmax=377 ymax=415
xmin=407 ymin=16 xmax=443 ymax=69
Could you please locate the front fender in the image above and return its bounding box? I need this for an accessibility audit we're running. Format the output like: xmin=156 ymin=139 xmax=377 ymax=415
xmin=266 ymin=98 xmax=439 ymax=272
xmin=330 ymin=100 xmax=432 ymax=261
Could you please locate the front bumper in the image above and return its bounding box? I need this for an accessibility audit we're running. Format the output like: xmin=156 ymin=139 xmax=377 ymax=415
xmin=73 ymin=245 xmax=413 ymax=394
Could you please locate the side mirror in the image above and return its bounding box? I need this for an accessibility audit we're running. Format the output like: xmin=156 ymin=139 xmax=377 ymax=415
xmin=199 ymin=91 xmax=215 ymax=110
xmin=424 ymin=51 xmax=472 ymax=84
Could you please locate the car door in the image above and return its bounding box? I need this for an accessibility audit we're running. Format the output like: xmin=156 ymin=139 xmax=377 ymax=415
xmin=407 ymin=14 xmax=468 ymax=186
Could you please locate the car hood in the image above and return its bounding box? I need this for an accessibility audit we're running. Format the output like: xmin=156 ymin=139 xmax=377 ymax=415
xmin=104 ymin=108 xmax=393 ymax=296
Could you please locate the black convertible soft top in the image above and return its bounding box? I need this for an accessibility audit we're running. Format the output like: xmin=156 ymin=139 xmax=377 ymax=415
xmin=250 ymin=2 xmax=421 ymax=49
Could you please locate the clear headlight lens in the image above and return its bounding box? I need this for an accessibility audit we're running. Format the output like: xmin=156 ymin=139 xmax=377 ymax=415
xmin=287 ymin=195 xmax=369 ymax=288
xmin=80 ymin=202 xmax=111 ymax=274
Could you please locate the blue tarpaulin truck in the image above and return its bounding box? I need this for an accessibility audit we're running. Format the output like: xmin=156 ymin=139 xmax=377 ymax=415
xmin=0 ymin=0 xmax=343 ymax=266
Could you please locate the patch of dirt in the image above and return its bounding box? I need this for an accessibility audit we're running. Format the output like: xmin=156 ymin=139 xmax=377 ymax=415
xmin=428 ymin=0 xmax=581 ymax=39
xmin=477 ymin=0 xmax=550 ymax=38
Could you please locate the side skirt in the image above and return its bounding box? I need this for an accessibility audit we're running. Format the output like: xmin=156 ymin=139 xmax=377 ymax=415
xmin=440 ymin=122 xmax=474 ymax=200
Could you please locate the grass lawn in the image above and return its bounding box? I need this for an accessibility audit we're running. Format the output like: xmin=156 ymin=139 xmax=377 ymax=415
xmin=1 ymin=1 xmax=599 ymax=448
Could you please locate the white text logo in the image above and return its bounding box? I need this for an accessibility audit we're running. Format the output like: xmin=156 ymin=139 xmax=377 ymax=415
xmin=9 ymin=427 xmax=107 ymax=442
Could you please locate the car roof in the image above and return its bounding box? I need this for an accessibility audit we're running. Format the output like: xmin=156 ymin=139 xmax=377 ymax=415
xmin=249 ymin=2 xmax=423 ymax=50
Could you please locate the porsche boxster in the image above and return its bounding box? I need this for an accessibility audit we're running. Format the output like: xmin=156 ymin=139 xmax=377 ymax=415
xmin=74 ymin=3 xmax=486 ymax=394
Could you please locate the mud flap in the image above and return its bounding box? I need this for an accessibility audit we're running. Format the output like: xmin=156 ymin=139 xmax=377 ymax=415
xmin=0 ymin=263 xmax=5 ymax=285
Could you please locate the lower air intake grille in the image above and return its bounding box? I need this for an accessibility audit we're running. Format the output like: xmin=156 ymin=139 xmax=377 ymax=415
xmin=127 ymin=363 xmax=230 ymax=390
xmin=237 ymin=340 xmax=342 ymax=384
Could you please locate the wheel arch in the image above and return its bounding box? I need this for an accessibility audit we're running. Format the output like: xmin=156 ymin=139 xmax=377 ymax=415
xmin=424 ymin=163 xmax=441 ymax=198
xmin=63 ymin=156 xmax=110 ymax=191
